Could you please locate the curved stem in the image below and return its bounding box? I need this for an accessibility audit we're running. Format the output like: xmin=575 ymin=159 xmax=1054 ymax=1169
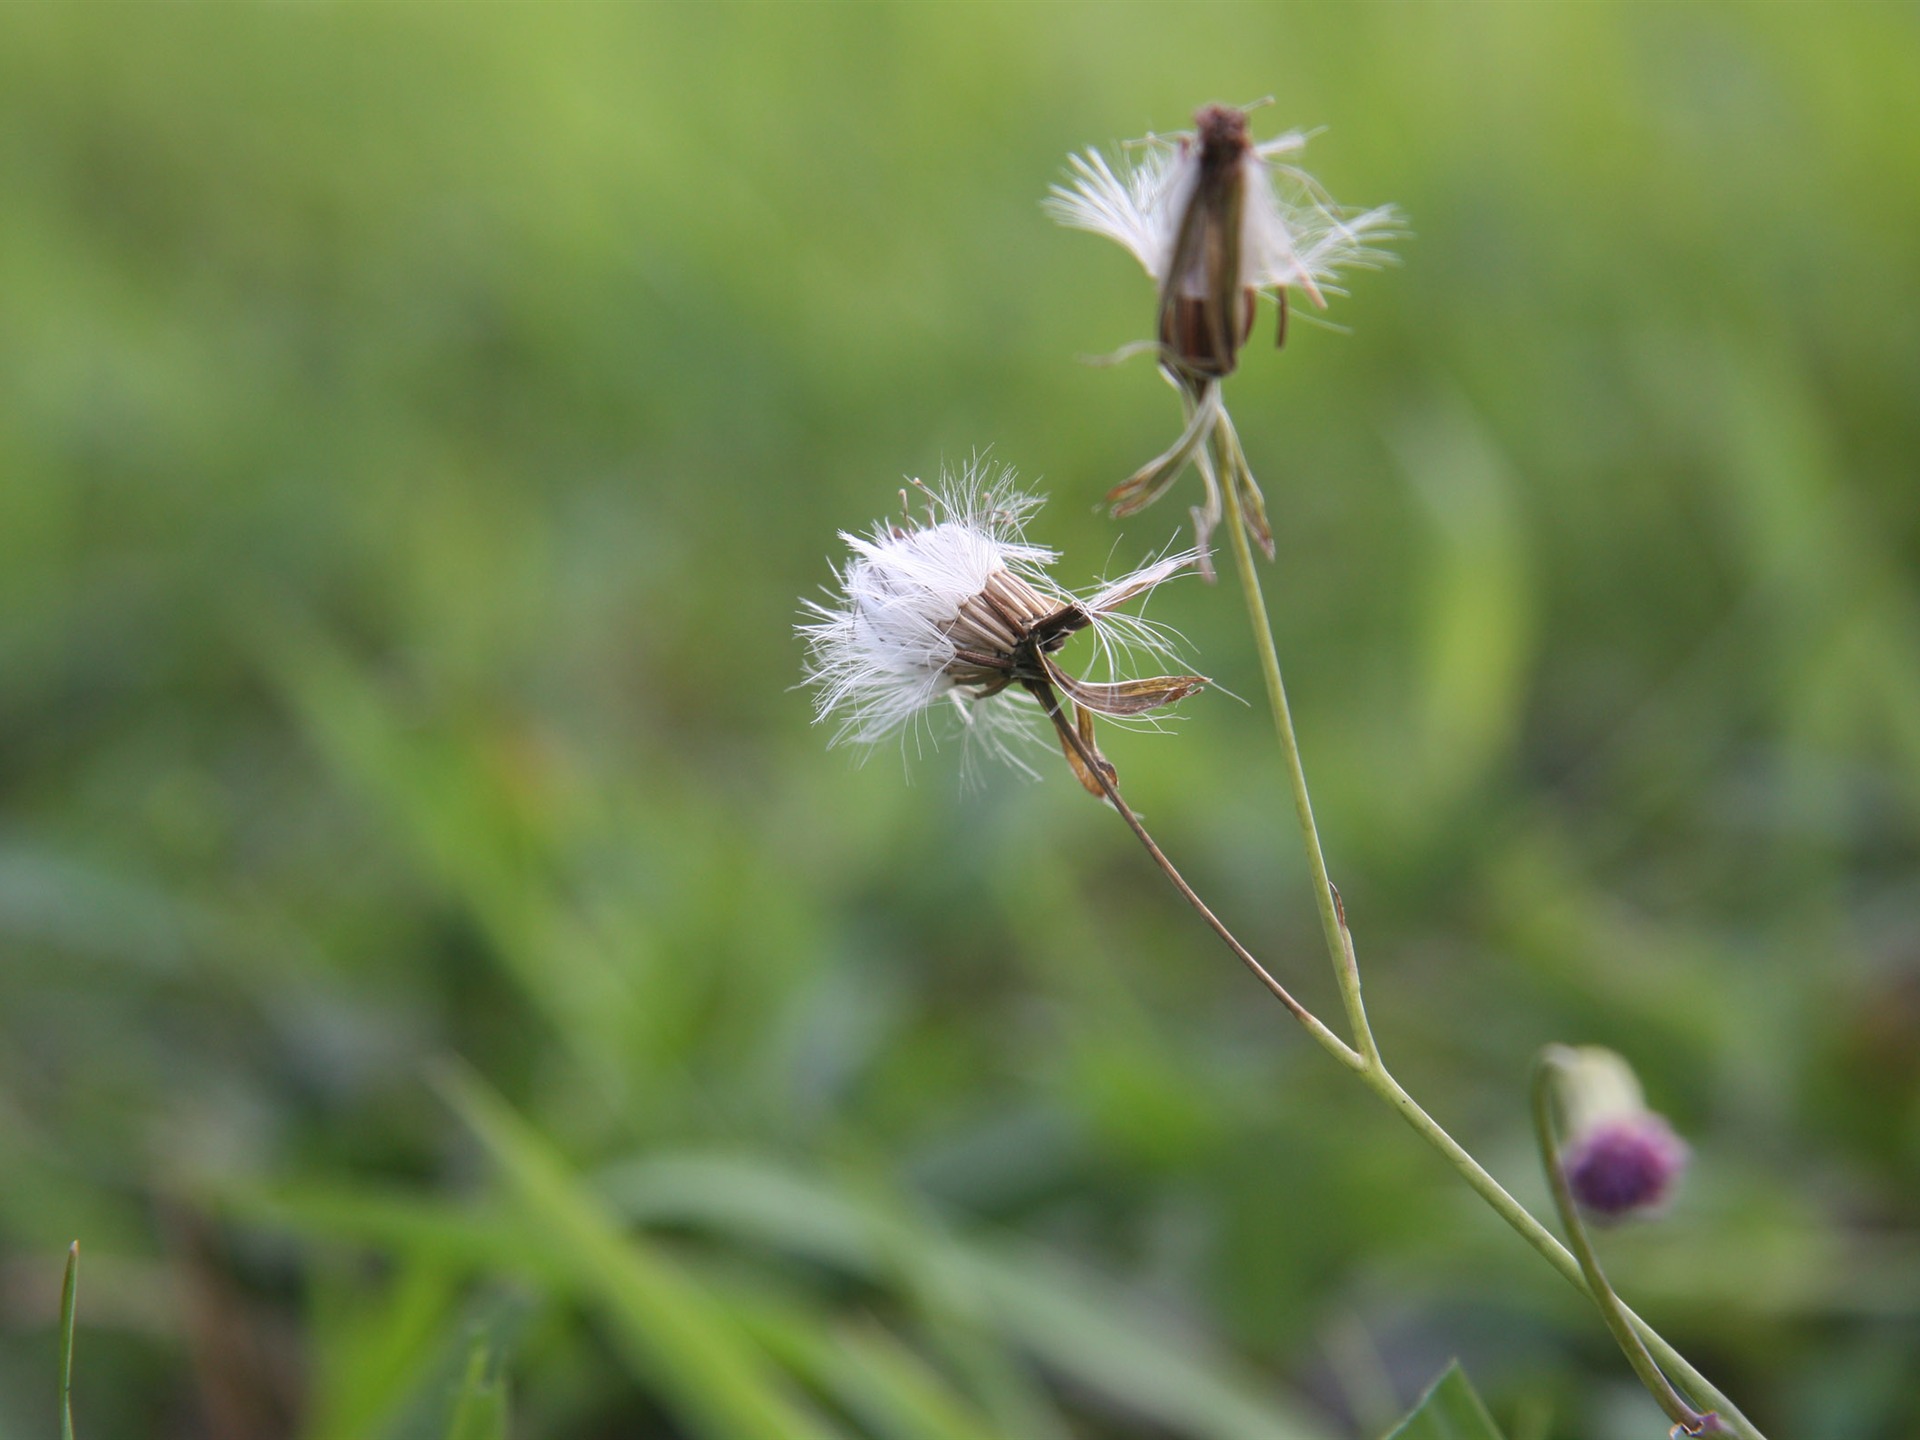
xmin=1025 ymin=680 xmax=1361 ymax=1071
xmin=1533 ymin=1050 xmax=1724 ymax=1435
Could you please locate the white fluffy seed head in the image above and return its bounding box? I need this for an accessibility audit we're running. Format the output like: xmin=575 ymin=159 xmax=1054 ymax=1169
xmin=799 ymin=464 xmax=1200 ymax=777
xmin=1045 ymin=117 xmax=1399 ymax=309
xmin=799 ymin=468 xmax=1060 ymax=757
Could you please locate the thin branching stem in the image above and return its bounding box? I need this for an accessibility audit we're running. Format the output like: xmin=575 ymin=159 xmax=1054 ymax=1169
xmin=1212 ymin=435 xmax=1767 ymax=1440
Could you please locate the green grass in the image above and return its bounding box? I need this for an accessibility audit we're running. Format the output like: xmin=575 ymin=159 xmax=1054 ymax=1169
xmin=58 ymin=1243 xmax=77 ymax=1440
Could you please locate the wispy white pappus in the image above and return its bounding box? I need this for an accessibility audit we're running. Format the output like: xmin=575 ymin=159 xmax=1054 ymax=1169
xmin=1045 ymin=103 xmax=1399 ymax=378
xmin=1043 ymin=104 xmax=1400 ymax=560
xmin=799 ymin=463 xmax=1206 ymax=790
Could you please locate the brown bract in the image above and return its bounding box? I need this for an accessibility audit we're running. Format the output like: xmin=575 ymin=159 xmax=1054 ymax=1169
xmin=937 ymin=562 xmax=1205 ymax=796
xmin=1159 ymin=104 xmax=1263 ymax=384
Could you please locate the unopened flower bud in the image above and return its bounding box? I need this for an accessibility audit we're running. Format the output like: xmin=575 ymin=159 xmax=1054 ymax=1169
xmin=1159 ymin=104 xmax=1256 ymax=381
xmin=1565 ymin=1114 xmax=1689 ymax=1220
xmin=1556 ymin=1047 xmax=1690 ymax=1222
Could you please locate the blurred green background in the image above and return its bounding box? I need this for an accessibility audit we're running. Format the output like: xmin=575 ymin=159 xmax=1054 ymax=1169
xmin=3 ymin=3 xmax=1918 ymax=1437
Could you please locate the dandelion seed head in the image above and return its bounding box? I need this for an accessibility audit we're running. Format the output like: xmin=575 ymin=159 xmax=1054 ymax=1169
xmin=799 ymin=463 xmax=1204 ymax=779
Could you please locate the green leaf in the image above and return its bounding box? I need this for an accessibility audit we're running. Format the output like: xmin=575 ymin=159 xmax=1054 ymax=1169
xmin=443 ymin=1340 xmax=509 ymax=1440
xmin=1382 ymin=1363 xmax=1507 ymax=1440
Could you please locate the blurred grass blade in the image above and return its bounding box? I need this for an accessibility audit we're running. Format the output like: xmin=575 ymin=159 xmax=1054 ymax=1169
xmin=305 ymin=1259 xmax=463 ymax=1440
xmin=231 ymin=1180 xmax=1053 ymax=1440
xmin=835 ymin=1166 xmax=1072 ymax=1440
xmin=973 ymin=1244 xmax=1322 ymax=1440
xmin=261 ymin=623 xmax=644 ymax=1082
xmin=606 ymin=1154 xmax=1333 ymax=1440
xmin=728 ymin=1286 xmax=1007 ymax=1440
xmin=817 ymin=1321 xmax=1021 ymax=1440
xmin=1383 ymin=1363 xmax=1506 ymax=1440
xmin=432 ymin=1066 xmax=847 ymax=1440
xmin=444 ymin=1339 xmax=509 ymax=1440
xmin=221 ymin=1184 xmax=564 ymax=1283
xmin=1392 ymin=400 xmax=1533 ymax=809
xmin=60 ymin=1241 xmax=78 ymax=1440
xmin=234 ymin=1152 xmax=1330 ymax=1440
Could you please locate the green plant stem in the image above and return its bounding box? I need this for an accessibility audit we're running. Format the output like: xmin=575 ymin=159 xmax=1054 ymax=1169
xmin=1532 ymin=1050 xmax=1722 ymax=1435
xmin=1027 ymin=679 xmax=1361 ymax=1071
xmin=1376 ymin=1066 xmax=1756 ymax=1434
xmin=1213 ymin=448 xmax=1765 ymax=1440
xmin=1213 ymin=417 xmax=1378 ymax=1068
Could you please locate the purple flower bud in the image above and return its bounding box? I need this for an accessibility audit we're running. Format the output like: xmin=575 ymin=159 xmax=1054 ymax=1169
xmin=1563 ymin=1113 xmax=1689 ymax=1221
